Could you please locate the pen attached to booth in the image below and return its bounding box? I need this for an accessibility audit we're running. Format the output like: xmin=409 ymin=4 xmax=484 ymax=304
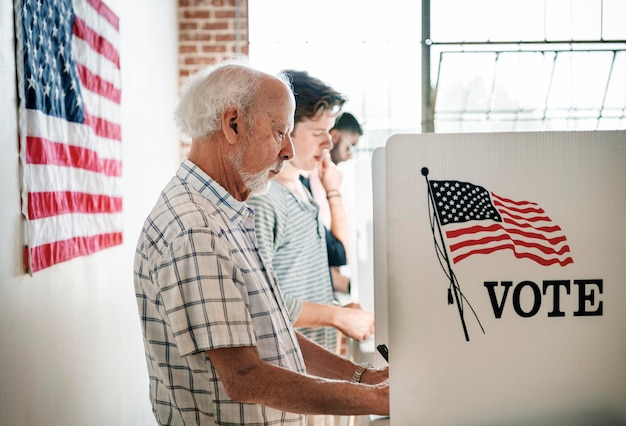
xmin=377 ymin=344 xmax=389 ymax=362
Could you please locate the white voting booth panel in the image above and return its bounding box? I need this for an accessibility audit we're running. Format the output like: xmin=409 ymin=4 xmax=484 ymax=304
xmin=376 ymin=131 xmax=626 ymax=425
xmin=372 ymin=148 xmax=389 ymax=369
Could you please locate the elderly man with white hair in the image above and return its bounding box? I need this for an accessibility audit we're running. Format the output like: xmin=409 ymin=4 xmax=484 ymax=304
xmin=133 ymin=57 xmax=389 ymax=425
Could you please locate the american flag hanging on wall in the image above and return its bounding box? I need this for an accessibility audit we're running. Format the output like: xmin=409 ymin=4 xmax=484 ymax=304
xmin=15 ymin=0 xmax=122 ymax=273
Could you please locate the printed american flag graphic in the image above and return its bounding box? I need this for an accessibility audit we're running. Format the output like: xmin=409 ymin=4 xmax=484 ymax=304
xmin=15 ymin=0 xmax=122 ymax=273
xmin=429 ymin=180 xmax=573 ymax=266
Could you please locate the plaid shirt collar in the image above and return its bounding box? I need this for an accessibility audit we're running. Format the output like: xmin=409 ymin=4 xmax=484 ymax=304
xmin=179 ymin=158 xmax=253 ymax=225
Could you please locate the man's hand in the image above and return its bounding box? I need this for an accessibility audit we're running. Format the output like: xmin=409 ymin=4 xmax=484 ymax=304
xmin=333 ymin=303 xmax=375 ymax=341
xmin=319 ymin=153 xmax=342 ymax=193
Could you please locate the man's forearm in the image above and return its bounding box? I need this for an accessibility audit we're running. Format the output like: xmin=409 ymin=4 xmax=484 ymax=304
xmin=208 ymin=345 xmax=389 ymax=416
xmin=327 ymin=192 xmax=350 ymax=255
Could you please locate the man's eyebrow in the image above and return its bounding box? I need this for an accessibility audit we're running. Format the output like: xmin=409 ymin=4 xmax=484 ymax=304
xmin=273 ymin=119 xmax=291 ymax=129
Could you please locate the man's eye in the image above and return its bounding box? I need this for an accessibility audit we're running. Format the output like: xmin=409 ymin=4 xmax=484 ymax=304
xmin=278 ymin=132 xmax=285 ymax=140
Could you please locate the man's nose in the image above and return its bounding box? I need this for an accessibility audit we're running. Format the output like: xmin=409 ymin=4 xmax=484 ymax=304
xmin=281 ymin=133 xmax=295 ymax=160
xmin=322 ymin=133 xmax=333 ymax=150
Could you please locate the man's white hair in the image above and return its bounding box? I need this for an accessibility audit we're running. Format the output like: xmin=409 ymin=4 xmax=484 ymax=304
xmin=174 ymin=56 xmax=272 ymax=140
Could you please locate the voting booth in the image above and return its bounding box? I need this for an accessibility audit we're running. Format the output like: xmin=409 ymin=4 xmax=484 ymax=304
xmin=372 ymin=131 xmax=626 ymax=425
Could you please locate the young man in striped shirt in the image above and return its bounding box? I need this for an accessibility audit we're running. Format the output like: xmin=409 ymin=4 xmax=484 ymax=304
xmin=247 ymin=71 xmax=375 ymax=354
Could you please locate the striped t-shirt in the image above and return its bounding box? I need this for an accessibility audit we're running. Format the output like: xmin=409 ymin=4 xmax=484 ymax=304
xmin=248 ymin=180 xmax=337 ymax=351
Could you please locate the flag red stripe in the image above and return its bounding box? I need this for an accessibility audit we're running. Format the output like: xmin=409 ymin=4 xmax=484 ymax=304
xmin=509 ymin=239 xmax=571 ymax=255
xmin=445 ymin=223 xmax=502 ymax=238
xmin=28 ymin=191 xmax=122 ymax=219
xmin=83 ymin=109 xmax=122 ymax=141
xmin=502 ymin=216 xmax=562 ymax=233
xmin=84 ymin=0 xmax=120 ymax=30
xmin=497 ymin=202 xmax=552 ymax=222
xmin=27 ymin=232 xmax=123 ymax=272
xmin=499 ymin=208 xmax=551 ymax=223
xmin=73 ymin=16 xmax=120 ymax=68
xmin=504 ymin=225 xmax=568 ymax=245
xmin=493 ymin=199 xmax=545 ymax=215
xmin=76 ymin=63 xmax=121 ymax=104
xmin=452 ymin=243 xmax=574 ymax=267
xmin=26 ymin=136 xmax=122 ymax=176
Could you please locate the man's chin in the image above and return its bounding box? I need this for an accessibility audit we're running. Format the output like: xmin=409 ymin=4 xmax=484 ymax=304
xmin=249 ymin=180 xmax=272 ymax=196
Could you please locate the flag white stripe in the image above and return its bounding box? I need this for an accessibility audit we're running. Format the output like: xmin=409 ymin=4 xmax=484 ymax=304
xmin=26 ymin=164 xmax=122 ymax=196
xmin=29 ymin=211 xmax=123 ymax=246
xmin=73 ymin=0 xmax=120 ymax=48
xmin=81 ymin=86 xmax=120 ymax=124
xmin=73 ymin=37 xmax=121 ymax=89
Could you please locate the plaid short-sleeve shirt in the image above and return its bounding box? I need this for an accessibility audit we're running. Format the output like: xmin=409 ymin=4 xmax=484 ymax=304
xmin=134 ymin=159 xmax=306 ymax=425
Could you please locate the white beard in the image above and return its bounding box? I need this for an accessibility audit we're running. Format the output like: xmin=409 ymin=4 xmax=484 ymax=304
xmin=227 ymin=145 xmax=281 ymax=196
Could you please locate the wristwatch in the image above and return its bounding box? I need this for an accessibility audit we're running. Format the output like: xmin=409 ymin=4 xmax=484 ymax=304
xmin=351 ymin=363 xmax=373 ymax=383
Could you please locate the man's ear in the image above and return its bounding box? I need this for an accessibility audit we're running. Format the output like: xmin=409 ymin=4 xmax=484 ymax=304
xmin=222 ymin=107 xmax=240 ymax=144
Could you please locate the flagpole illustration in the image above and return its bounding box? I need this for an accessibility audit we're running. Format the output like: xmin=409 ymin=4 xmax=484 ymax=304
xmin=422 ymin=167 xmax=484 ymax=342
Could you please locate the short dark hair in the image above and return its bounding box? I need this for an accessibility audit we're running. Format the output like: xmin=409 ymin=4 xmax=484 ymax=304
xmin=332 ymin=112 xmax=363 ymax=135
xmin=282 ymin=70 xmax=346 ymax=124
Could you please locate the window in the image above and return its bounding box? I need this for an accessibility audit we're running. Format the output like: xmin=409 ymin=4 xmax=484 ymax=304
xmin=249 ymin=0 xmax=626 ymax=154
xmin=430 ymin=0 xmax=626 ymax=132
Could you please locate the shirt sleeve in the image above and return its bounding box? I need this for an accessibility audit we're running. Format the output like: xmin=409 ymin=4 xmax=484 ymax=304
xmin=157 ymin=227 xmax=257 ymax=357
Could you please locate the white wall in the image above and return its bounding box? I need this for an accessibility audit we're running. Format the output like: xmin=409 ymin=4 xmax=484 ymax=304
xmin=0 ymin=1 xmax=180 ymax=424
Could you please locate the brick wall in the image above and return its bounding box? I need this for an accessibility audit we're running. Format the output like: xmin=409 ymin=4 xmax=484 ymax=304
xmin=177 ymin=0 xmax=248 ymax=154
xmin=178 ymin=0 xmax=248 ymax=82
